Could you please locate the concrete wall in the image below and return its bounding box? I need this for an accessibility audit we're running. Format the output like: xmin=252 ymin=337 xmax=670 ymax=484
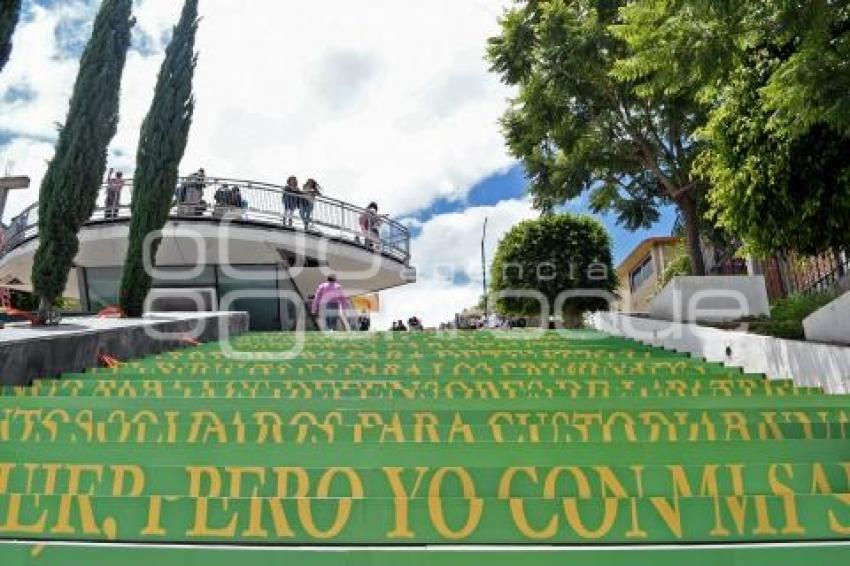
xmin=650 ymin=276 xmax=770 ymax=323
xmin=589 ymin=311 xmax=850 ymax=394
xmin=804 ymin=291 xmax=850 ymax=346
xmin=0 ymin=312 xmax=249 ymax=386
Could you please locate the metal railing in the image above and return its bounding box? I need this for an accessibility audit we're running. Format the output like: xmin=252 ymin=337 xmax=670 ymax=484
xmin=0 ymin=177 xmax=411 ymax=263
xmin=761 ymin=251 xmax=848 ymax=301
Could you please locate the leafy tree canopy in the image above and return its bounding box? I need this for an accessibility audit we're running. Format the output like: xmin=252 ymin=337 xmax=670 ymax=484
xmin=487 ymin=0 xmax=709 ymax=274
xmin=0 ymin=0 xmax=22 ymax=72
xmin=490 ymin=213 xmax=618 ymax=322
xmin=614 ymin=0 xmax=850 ymax=256
xmin=31 ymin=0 xmax=133 ymax=321
xmin=701 ymin=43 xmax=850 ymax=256
xmin=120 ymin=0 xmax=198 ymax=317
xmin=613 ymin=0 xmax=850 ymax=133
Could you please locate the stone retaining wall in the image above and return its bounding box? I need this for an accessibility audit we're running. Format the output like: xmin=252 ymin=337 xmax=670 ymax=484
xmin=590 ymin=311 xmax=850 ymax=394
xmin=0 ymin=312 xmax=249 ymax=386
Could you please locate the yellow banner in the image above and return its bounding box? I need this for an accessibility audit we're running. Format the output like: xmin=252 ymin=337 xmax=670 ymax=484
xmin=351 ymin=294 xmax=380 ymax=312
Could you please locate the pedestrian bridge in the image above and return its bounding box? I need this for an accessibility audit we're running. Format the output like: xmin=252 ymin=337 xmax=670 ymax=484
xmin=0 ymin=177 xmax=414 ymax=329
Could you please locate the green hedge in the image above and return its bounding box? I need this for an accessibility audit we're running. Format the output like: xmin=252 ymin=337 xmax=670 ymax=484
xmin=750 ymin=291 xmax=840 ymax=340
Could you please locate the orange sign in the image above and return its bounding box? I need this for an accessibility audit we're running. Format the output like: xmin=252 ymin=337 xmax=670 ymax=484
xmin=351 ymin=294 xmax=380 ymax=312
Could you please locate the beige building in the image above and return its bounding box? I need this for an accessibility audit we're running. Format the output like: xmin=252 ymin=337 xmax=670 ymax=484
xmin=616 ymin=237 xmax=683 ymax=313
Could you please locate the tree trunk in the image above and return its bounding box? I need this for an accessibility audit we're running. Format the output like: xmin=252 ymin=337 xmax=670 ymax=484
xmin=36 ymin=296 xmax=51 ymax=326
xmin=778 ymin=252 xmax=796 ymax=296
xmin=678 ymin=193 xmax=707 ymax=276
xmin=833 ymin=247 xmax=846 ymax=278
xmin=561 ymin=306 xmax=584 ymax=329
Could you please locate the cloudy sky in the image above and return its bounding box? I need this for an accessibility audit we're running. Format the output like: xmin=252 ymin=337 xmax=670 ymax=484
xmin=1 ymin=0 xmax=675 ymax=327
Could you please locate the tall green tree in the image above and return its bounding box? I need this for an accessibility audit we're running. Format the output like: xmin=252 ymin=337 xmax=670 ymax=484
xmin=31 ymin=0 xmax=133 ymax=322
xmin=0 ymin=0 xmax=22 ymax=72
xmin=702 ymin=41 xmax=850 ymax=257
xmin=119 ymin=0 xmax=198 ymax=318
xmin=615 ymin=0 xmax=850 ymax=257
xmin=612 ymin=1 xmax=850 ymax=126
xmin=490 ymin=213 xmax=618 ymax=327
xmin=487 ymin=0 xmax=710 ymax=275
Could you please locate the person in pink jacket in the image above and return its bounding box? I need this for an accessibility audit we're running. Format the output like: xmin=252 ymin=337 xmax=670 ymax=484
xmin=311 ymin=274 xmax=351 ymax=331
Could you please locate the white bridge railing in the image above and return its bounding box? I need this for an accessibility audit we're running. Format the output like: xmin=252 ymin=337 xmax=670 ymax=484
xmin=0 ymin=177 xmax=411 ymax=263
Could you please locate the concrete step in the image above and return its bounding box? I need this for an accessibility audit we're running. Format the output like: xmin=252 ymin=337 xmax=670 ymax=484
xmin=5 ymin=461 xmax=850 ymax=498
xmin=3 ymin=542 xmax=850 ymax=566
xmin=0 ymin=492 xmax=848 ymax=543
xmin=3 ymin=377 xmax=817 ymax=400
xmin=0 ymin=330 xmax=845 ymax=547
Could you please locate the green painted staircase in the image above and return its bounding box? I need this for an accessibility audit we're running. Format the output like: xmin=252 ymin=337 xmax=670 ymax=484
xmin=1 ymin=330 xmax=849 ymax=564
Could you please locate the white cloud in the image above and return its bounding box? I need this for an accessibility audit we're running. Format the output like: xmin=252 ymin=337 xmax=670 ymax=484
xmin=0 ymin=0 xmax=178 ymax=217
xmin=1 ymin=0 xmax=529 ymax=328
xmin=373 ymin=197 xmax=538 ymax=329
xmin=1 ymin=0 xmax=516 ymax=222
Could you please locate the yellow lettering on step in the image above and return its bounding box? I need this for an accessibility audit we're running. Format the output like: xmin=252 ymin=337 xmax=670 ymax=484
xmin=111 ymin=465 xmax=145 ymax=497
xmin=141 ymin=495 xmax=167 ymax=536
xmin=0 ymin=494 xmax=48 ymax=534
xmin=828 ymin=494 xmax=850 ymax=535
xmin=51 ymin=495 xmax=103 ymax=536
xmin=253 ymin=411 xmax=284 ymax=444
xmin=428 ymin=467 xmax=483 ymax=540
xmin=186 ymin=466 xmax=222 ymax=498
xmin=498 ymin=467 xmax=557 ymax=540
xmin=298 ymin=468 xmax=363 ymax=540
xmin=0 ymin=464 xmax=14 ymax=495
xmin=186 ymin=498 xmax=239 ymax=538
xmin=383 ymin=467 xmax=429 ymax=539
xmin=413 ymin=413 xmax=440 ymax=443
xmin=448 ymin=413 xmax=474 ymax=443
xmin=767 ymin=464 xmax=806 ymax=535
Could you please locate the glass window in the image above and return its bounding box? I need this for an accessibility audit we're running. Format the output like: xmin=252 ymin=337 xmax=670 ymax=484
xmin=216 ymin=265 xmax=281 ymax=331
xmin=152 ymin=266 xmax=216 ymax=287
xmin=85 ymin=267 xmax=123 ymax=311
xmin=630 ymin=255 xmax=655 ymax=292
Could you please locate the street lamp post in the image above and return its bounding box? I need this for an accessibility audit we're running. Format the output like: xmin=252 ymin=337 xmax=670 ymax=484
xmin=482 ymin=217 xmax=488 ymax=322
xmin=0 ymin=176 xmax=30 ymax=224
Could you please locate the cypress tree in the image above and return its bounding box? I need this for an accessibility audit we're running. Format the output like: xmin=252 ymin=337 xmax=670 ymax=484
xmin=0 ymin=0 xmax=22 ymax=73
xmin=31 ymin=0 xmax=133 ymax=323
xmin=119 ymin=0 xmax=198 ymax=317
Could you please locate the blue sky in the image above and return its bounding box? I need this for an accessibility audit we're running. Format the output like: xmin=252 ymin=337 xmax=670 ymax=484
xmin=405 ymin=164 xmax=677 ymax=265
xmin=0 ymin=0 xmax=679 ymax=326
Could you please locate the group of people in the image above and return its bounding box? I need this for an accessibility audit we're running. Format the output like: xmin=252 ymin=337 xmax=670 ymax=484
xmin=391 ymin=316 xmax=423 ymax=332
xmin=283 ymin=177 xmax=386 ymax=250
xmin=174 ymin=168 xmax=213 ymax=215
xmin=100 ymin=168 xmax=387 ymax=249
xmin=454 ymin=313 xmax=528 ymax=330
xmin=282 ymin=176 xmax=322 ymax=230
xmin=213 ymin=185 xmax=248 ymax=209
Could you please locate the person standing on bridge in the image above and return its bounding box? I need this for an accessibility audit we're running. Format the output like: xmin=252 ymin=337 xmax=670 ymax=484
xmin=282 ymin=176 xmax=301 ymax=227
xmin=300 ymin=178 xmax=321 ymax=231
xmin=105 ymin=169 xmax=124 ymax=220
xmin=359 ymin=202 xmax=383 ymax=250
xmin=311 ymin=274 xmax=351 ymax=331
